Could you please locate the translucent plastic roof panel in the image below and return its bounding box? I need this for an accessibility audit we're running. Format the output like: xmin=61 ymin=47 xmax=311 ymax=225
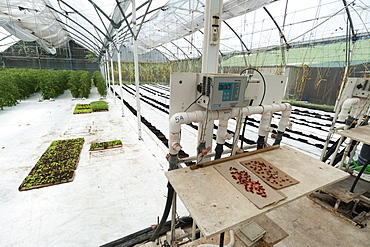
xmin=1 ymin=0 xmax=368 ymax=62
xmin=128 ymin=0 xmax=278 ymax=53
xmin=0 ymin=0 xmax=69 ymax=54
xmin=0 ymin=27 xmax=19 ymax=52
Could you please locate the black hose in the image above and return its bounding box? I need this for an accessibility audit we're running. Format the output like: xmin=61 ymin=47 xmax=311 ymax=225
xmin=256 ymin=135 xmax=265 ymax=150
xmin=101 ymin=216 xmax=193 ymax=247
xmin=240 ymin=117 xmax=248 ymax=149
xmin=149 ymin=183 xmax=174 ymax=242
xmin=273 ymin=131 xmax=284 ymax=145
xmin=322 ymin=137 xmax=345 ymax=162
xmin=350 ymin=156 xmax=370 ymax=192
xmin=215 ymin=143 xmax=224 ymax=160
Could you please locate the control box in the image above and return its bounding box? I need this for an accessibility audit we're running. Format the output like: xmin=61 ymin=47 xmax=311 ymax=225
xmin=335 ymin=77 xmax=370 ymax=111
xmin=196 ymin=74 xmax=248 ymax=110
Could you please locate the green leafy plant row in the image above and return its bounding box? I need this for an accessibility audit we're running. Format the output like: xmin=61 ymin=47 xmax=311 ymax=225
xmin=90 ymin=140 xmax=122 ymax=150
xmin=68 ymin=70 xmax=92 ymax=98
xmin=0 ymin=68 xmax=111 ymax=110
xmin=93 ymin=71 xmax=107 ymax=97
xmin=19 ymin=138 xmax=85 ymax=191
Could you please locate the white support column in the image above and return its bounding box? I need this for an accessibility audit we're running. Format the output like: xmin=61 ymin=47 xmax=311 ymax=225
xmin=106 ymin=57 xmax=111 ymax=97
xmin=132 ymin=0 xmax=142 ymax=140
xmin=200 ymin=0 xmax=224 ymax=160
xmin=110 ymin=54 xmax=116 ymax=104
xmin=117 ymin=46 xmax=124 ymax=117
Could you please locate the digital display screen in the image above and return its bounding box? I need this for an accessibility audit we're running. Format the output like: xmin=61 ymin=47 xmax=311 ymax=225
xmin=219 ymin=84 xmax=231 ymax=90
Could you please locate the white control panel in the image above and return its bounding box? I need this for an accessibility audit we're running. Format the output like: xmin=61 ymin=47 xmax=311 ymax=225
xmin=352 ymin=78 xmax=370 ymax=98
xmin=335 ymin=77 xmax=370 ymax=111
xmin=196 ymin=74 xmax=248 ymax=110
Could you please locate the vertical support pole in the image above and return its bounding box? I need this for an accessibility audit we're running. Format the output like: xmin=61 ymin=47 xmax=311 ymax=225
xmin=117 ymin=45 xmax=125 ymax=117
xmin=110 ymin=54 xmax=116 ymax=104
xmin=191 ymin=218 xmax=196 ymax=241
xmin=106 ymin=58 xmax=111 ymax=97
xmin=200 ymin=0 xmax=224 ymax=161
xmin=132 ymin=0 xmax=142 ymax=140
xmin=171 ymin=191 xmax=177 ymax=246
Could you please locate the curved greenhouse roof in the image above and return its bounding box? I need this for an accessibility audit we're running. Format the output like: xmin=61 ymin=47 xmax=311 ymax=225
xmin=0 ymin=0 xmax=368 ymax=63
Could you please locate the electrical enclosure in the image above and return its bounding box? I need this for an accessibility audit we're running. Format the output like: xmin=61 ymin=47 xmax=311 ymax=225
xmin=196 ymin=74 xmax=248 ymax=110
xmin=335 ymin=78 xmax=370 ymax=111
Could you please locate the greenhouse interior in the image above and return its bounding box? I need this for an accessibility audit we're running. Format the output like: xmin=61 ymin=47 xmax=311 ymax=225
xmin=1 ymin=0 xmax=370 ymax=246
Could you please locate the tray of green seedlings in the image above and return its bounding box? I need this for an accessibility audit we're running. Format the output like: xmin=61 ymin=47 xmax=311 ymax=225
xmin=90 ymin=100 xmax=109 ymax=112
xmin=19 ymin=138 xmax=85 ymax=191
xmin=90 ymin=140 xmax=122 ymax=151
xmin=73 ymin=103 xmax=92 ymax=114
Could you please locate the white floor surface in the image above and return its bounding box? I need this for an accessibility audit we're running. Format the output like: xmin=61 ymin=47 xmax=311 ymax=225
xmin=0 ymin=88 xmax=187 ymax=246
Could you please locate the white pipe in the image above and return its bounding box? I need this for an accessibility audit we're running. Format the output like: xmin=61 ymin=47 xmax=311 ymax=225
xmin=216 ymin=118 xmax=232 ymax=144
xmin=258 ymin=111 xmax=272 ymax=137
xmin=197 ymin=230 xmax=234 ymax=247
xmin=231 ymin=109 xmax=244 ymax=156
xmin=117 ymin=42 xmax=124 ymax=117
xmin=277 ymin=103 xmax=292 ymax=132
xmin=106 ymin=60 xmax=111 ymax=96
xmin=110 ymin=56 xmax=116 ymax=104
xmin=169 ymin=103 xmax=291 ymax=155
xmin=132 ymin=1 xmax=142 ymax=140
xmin=338 ymin=98 xmax=360 ymax=121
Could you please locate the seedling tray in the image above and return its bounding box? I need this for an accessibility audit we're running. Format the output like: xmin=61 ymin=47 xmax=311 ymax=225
xmin=240 ymin=157 xmax=299 ymax=189
xmin=214 ymin=162 xmax=286 ymax=209
xmin=19 ymin=138 xmax=84 ymax=191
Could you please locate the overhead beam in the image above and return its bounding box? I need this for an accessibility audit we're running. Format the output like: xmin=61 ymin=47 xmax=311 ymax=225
xmin=183 ymin=37 xmax=202 ymax=57
xmin=170 ymin=41 xmax=190 ymax=60
xmin=57 ymin=0 xmax=111 ymax=42
xmin=263 ymin=7 xmax=290 ymax=48
xmin=87 ymin=0 xmax=121 ymax=29
xmin=223 ymin=20 xmax=250 ymax=52
xmin=46 ymin=4 xmax=104 ymax=48
xmin=342 ymin=0 xmax=357 ymax=41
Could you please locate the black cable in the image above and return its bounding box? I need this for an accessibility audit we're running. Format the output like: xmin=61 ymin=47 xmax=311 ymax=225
xmin=184 ymin=94 xmax=202 ymax=112
xmin=240 ymin=67 xmax=266 ymax=105
xmin=240 ymin=116 xmax=248 ymax=149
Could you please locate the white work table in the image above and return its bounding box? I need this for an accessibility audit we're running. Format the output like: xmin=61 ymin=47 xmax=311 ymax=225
xmin=337 ymin=124 xmax=370 ymax=145
xmin=165 ymin=145 xmax=348 ymax=238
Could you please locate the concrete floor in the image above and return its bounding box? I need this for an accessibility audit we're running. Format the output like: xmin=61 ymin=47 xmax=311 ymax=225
xmin=0 ymin=88 xmax=187 ymax=246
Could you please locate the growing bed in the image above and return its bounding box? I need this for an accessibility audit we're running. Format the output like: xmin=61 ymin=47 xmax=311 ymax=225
xmin=89 ymin=140 xmax=122 ymax=151
xmin=19 ymin=138 xmax=85 ymax=191
xmin=73 ymin=101 xmax=109 ymax=114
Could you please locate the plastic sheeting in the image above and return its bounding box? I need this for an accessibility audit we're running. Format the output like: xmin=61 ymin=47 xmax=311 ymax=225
xmin=0 ymin=0 xmax=69 ymax=54
xmin=123 ymin=0 xmax=278 ymax=54
xmin=0 ymin=0 xmax=276 ymax=56
xmin=1 ymin=0 xmax=368 ymax=60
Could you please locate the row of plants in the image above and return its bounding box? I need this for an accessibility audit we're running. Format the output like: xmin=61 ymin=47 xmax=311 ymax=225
xmin=90 ymin=140 xmax=122 ymax=151
xmin=68 ymin=70 xmax=92 ymax=98
xmin=0 ymin=68 xmax=109 ymax=110
xmin=107 ymin=59 xmax=201 ymax=84
xmin=19 ymin=138 xmax=85 ymax=191
xmin=73 ymin=101 xmax=109 ymax=114
xmin=93 ymin=71 xmax=107 ymax=97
